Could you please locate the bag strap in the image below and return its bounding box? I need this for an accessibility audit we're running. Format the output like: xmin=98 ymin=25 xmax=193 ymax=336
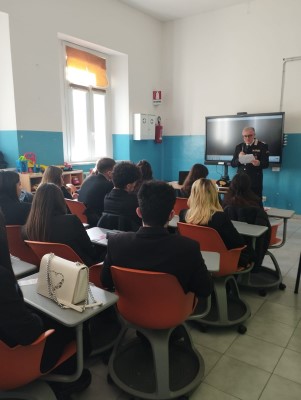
xmin=46 ymin=253 xmax=102 ymax=312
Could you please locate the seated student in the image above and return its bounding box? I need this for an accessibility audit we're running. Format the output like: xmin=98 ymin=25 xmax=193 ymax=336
xmin=133 ymin=159 xmax=154 ymax=193
xmin=179 ymin=163 xmax=209 ymax=198
xmin=222 ymin=172 xmax=271 ymax=268
xmin=223 ymin=172 xmax=263 ymax=208
xmin=0 ymin=210 xmax=91 ymax=397
xmin=102 ymin=180 xmax=213 ymax=297
xmin=23 ymin=183 xmax=103 ymax=266
xmin=0 ymin=170 xmax=31 ymax=225
xmin=41 ymin=165 xmax=74 ymax=200
xmin=98 ymin=161 xmax=142 ymax=232
xmin=78 ymin=158 xmax=116 ymax=227
xmin=180 ymin=178 xmax=254 ymax=268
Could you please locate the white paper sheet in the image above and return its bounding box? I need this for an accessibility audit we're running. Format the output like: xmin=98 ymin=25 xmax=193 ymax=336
xmin=239 ymin=154 xmax=255 ymax=164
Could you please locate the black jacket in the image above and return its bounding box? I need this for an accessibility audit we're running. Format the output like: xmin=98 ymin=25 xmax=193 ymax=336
xmin=231 ymin=139 xmax=269 ymax=198
xmin=101 ymin=189 xmax=142 ymax=231
xmin=0 ymin=196 xmax=31 ymax=225
xmin=102 ymin=226 xmax=213 ymax=297
xmin=78 ymin=174 xmax=113 ymax=226
xmin=0 ymin=266 xmax=43 ymax=347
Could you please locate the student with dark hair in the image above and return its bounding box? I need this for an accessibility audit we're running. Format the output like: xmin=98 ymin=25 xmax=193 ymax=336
xmin=0 ymin=210 xmax=92 ymax=396
xmin=134 ymin=160 xmax=154 ymax=192
xmin=223 ymin=172 xmax=262 ymax=208
xmin=98 ymin=161 xmax=142 ymax=231
xmin=78 ymin=158 xmax=116 ymax=227
xmin=222 ymin=173 xmax=271 ymax=268
xmin=0 ymin=170 xmax=31 ymax=225
xmin=41 ymin=165 xmax=73 ymax=199
xmin=23 ymin=183 xmax=101 ymax=266
xmin=102 ymin=180 xmax=213 ymax=297
xmin=179 ymin=163 xmax=209 ymax=198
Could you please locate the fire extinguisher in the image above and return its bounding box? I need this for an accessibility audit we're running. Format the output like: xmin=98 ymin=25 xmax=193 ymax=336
xmin=155 ymin=116 xmax=163 ymax=144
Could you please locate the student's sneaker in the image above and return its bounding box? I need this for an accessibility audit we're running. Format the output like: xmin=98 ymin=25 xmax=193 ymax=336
xmin=49 ymin=368 xmax=92 ymax=399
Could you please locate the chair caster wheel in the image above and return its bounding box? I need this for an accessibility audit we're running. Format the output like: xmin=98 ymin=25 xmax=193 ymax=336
xmin=237 ymin=325 xmax=247 ymax=334
xmin=279 ymin=283 xmax=286 ymax=290
xmin=258 ymin=289 xmax=267 ymax=297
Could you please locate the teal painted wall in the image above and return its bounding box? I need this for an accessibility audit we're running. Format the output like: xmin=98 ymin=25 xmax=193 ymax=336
xmin=113 ymin=133 xmax=301 ymax=214
xmin=1 ymin=129 xmax=300 ymax=213
xmin=0 ymin=130 xmax=19 ymax=167
xmin=0 ymin=130 xmax=64 ymax=167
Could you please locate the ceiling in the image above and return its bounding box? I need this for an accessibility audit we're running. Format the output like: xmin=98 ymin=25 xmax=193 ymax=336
xmin=119 ymin=0 xmax=249 ymax=22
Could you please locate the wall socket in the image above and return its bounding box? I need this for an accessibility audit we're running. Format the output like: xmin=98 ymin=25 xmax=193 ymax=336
xmin=262 ymin=196 xmax=267 ymax=202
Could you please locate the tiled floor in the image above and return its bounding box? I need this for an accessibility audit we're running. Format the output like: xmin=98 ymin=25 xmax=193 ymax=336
xmin=72 ymin=217 xmax=301 ymax=400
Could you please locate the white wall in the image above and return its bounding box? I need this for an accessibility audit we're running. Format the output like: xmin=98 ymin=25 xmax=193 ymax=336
xmin=162 ymin=0 xmax=301 ymax=135
xmin=0 ymin=11 xmax=16 ymax=130
xmin=0 ymin=0 xmax=163 ymax=133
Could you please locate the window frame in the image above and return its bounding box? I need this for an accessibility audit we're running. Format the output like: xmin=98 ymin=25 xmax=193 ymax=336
xmin=61 ymin=41 xmax=112 ymax=164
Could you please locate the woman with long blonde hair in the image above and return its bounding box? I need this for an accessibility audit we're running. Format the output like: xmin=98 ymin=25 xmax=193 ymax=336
xmin=180 ymin=179 xmax=254 ymax=266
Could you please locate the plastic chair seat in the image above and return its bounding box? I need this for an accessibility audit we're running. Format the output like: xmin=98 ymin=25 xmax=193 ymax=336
xmin=65 ymin=199 xmax=88 ymax=224
xmin=108 ymin=266 xmax=205 ymax=399
xmin=6 ymin=225 xmax=39 ymax=267
xmin=0 ymin=329 xmax=76 ymax=392
xmin=177 ymin=222 xmax=251 ymax=332
xmin=173 ymin=197 xmax=188 ymax=216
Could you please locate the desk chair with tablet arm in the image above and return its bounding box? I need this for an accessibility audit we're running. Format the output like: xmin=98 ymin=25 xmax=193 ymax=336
xmin=25 ymin=240 xmax=120 ymax=357
xmin=224 ymin=206 xmax=285 ymax=295
xmin=24 ymin=240 xmax=104 ymax=288
xmin=0 ymin=329 xmax=76 ymax=399
xmin=178 ymin=222 xmax=252 ymax=334
xmin=108 ymin=266 xmax=205 ymax=400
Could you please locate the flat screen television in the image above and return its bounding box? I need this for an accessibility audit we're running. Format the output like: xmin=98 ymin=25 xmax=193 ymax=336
xmin=205 ymin=112 xmax=285 ymax=172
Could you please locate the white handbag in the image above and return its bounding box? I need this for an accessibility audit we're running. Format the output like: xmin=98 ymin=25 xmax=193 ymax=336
xmin=37 ymin=253 xmax=101 ymax=312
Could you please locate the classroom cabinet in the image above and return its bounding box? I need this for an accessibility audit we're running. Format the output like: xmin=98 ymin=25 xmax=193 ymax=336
xmin=19 ymin=170 xmax=84 ymax=193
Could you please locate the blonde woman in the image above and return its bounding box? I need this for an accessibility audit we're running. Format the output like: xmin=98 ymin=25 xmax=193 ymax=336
xmin=179 ymin=179 xmax=254 ymax=266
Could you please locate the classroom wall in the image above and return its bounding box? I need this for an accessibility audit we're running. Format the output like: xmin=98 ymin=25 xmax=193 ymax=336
xmin=0 ymin=0 xmax=163 ymax=164
xmin=1 ymin=0 xmax=301 ymax=212
xmin=158 ymin=0 xmax=301 ymax=212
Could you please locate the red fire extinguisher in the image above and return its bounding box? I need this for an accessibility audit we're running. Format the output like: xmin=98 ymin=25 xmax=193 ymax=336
xmin=155 ymin=116 xmax=163 ymax=144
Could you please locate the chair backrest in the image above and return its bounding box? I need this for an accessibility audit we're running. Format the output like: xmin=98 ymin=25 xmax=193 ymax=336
xmin=0 ymin=329 xmax=76 ymax=390
xmin=111 ymin=266 xmax=196 ymax=329
xmin=6 ymin=225 xmax=39 ymax=266
xmin=65 ymin=199 xmax=88 ymax=224
xmin=173 ymin=197 xmax=189 ymax=216
xmin=177 ymin=222 xmax=245 ymax=277
xmin=0 ymin=330 xmax=52 ymax=390
xmin=25 ymin=240 xmax=84 ymax=264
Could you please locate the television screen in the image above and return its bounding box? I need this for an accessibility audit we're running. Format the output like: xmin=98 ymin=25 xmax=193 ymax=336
xmin=205 ymin=112 xmax=285 ymax=166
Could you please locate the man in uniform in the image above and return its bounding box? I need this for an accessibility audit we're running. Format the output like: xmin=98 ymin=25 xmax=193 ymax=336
xmin=231 ymin=127 xmax=269 ymax=199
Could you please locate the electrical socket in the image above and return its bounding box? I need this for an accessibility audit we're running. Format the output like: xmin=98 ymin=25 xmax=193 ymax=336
xmin=262 ymin=196 xmax=267 ymax=202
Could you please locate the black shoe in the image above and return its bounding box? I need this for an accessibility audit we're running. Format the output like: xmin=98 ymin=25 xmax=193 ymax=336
xmin=49 ymin=368 xmax=92 ymax=398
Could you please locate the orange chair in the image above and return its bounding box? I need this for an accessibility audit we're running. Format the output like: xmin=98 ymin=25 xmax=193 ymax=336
xmin=178 ymin=222 xmax=252 ymax=333
xmin=65 ymin=199 xmax=88 ymax=224
xmin=6 ymin=225 xmax=39 ymax=266
xmin=25 ymin=240 xmax=104 ymax=288
xmin=0 ymin=329 xmax=76 ymax=395
xmin=173 ymin=197 xmax=188 ymax=216
xmin=108 ymin=266 xmax=205 ymax=399
xmin=269 ymin=221 xmax=282 ymax=246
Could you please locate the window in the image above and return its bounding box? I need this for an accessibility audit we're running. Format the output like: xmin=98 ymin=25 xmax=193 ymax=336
xmin=63 ymin=44 xmax=110 ymax=163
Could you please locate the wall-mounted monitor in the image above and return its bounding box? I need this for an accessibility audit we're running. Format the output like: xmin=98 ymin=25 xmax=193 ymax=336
xmin=205 ymin=112 xmax=285 ymax=167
